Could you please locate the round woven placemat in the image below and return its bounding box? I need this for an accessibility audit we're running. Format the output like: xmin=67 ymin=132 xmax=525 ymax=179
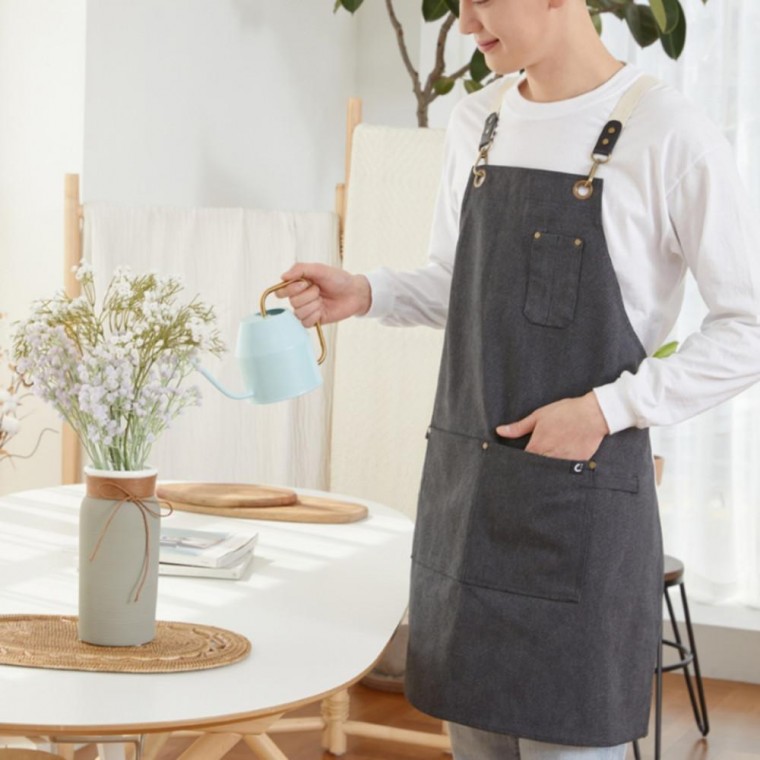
xmin=0 ymin=615 xmax=250 ymax=673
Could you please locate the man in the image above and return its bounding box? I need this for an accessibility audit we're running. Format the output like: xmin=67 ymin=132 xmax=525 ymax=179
xmin=277 ymin=1 xmax=760 ymax=756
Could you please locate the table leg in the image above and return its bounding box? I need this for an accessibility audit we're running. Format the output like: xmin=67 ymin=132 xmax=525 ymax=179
xmin=141 ymin=733 xmax=171 ymax=760
xmin=321 ymin=690 xmax=349 ymax=756
xmin=97 ymin=742 xmax=128 ymax=760
xmin=242 ymin=734 xmax=290 ymax=760
xmin=175 ymin=732 xmax=242 ymax=760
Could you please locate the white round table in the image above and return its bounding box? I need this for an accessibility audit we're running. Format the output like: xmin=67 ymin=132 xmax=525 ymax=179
xmin=0 ymin=485 xmax=415 ymax=759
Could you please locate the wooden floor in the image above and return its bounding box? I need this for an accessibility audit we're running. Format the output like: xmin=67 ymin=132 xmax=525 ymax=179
xmin=118 ymin=673 xmax=760 ymax=760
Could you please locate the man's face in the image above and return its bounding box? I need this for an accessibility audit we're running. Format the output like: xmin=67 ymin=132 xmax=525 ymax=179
xmin=459 ymin=0 xmax=557 ymax=76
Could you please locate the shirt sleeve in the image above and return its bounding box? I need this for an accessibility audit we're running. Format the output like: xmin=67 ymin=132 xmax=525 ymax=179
xmin=594 ymin=142 xmax=760 ymax=433
xmin=362 ymin=126 xmax=463 ymax=329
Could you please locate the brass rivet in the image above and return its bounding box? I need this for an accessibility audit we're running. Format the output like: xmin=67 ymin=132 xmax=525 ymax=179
xmin=602 ymin=138 xmax=610 ymax=145
xmin=588 ymin=460 xmax=597 ymax=470
xmin=534 ymin=231 xmax=542 ymax=239
xmin=482 ymin=441 xmax=489 ymax=450
xmin=608 ymin=126 xmax=616 ymax=134
xmin=574 ymin=238 xmax=582 ymax=247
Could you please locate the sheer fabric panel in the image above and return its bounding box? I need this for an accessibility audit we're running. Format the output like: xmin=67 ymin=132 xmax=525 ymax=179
xmin=603 ymin=0 xmax=760 ymax=606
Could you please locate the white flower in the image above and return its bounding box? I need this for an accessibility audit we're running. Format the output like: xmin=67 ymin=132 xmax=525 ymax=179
xmin=73 ymin=261 xmax=93 ymax=281
xmin=0 ymin=415 xmax=20 ymax=436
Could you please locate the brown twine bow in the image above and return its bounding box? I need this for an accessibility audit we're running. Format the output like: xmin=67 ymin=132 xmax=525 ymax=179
xmin=87 ymin=479 xmax=173 ymax=603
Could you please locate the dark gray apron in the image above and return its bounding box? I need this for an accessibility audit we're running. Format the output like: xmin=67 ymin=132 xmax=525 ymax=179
xmin=406 ymin=84 xmax=664 ymax=747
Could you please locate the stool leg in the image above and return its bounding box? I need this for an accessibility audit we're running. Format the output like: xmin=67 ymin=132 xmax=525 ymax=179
xmin=679 ymin=582 xmax=710 ymax=736
xmin=664 ymin=584 xmax=703 ymax=739
xmin=631 ymin=739 xmax=641 ymax=760
xmin=665 ymin=583 xmax=709 ymax=737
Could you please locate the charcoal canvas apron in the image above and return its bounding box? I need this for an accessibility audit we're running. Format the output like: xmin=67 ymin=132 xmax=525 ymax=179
xmin=406 ymin=75 xmax=664 ymax=747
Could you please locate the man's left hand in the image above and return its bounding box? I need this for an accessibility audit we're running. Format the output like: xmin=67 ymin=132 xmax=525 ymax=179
xmin=495 ymin=392 xmax=610 ymax=461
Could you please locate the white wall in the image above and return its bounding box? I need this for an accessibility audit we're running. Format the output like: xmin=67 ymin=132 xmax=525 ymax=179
xmin=83 ymin=0 xmax=357 ymax=211
xmin=0 ymin=0 xmax=86 ymax=496
xmin=355 ymin=1 xmax=421 ymax=128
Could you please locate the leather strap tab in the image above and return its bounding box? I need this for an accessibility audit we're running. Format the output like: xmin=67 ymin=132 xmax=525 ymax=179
xmin=592 ymin=120 xmax=623 ymax=157
xmin=479 ymin=112 xmax=499 ymax=151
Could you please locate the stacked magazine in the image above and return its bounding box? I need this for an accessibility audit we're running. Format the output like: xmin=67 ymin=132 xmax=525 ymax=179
xmin=159 ymin=526 xmax=258 ymax=579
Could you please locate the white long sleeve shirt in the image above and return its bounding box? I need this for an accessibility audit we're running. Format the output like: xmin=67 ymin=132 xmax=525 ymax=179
xmin=364 ymin=64 xmax=760 ymax=434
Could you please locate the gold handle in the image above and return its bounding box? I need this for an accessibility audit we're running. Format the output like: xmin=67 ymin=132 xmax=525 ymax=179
xmin=259 ymin=280 xmax=327 ymax=366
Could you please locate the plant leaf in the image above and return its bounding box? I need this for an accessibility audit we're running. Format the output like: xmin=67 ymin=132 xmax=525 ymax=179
xmin=463 ymin=79 xmax=483 ymax=94
xmin=591 ymin=12 xmax=603 ymax=35
xmin=444 ymin=0 xmax=460 ymax=16
xmin=652 ymin=340 xmax=679 ymax=359
xmin=624 ymin=4 xmax=660 ymax=47
xmin=469 ymin=50 xmax=490 ymax=82
xmin=336 ymin=0 xmax=364 ymax=12
xmin=433 ymin=77 xmax=455 ymax=95
xmin=422 ymin=0 xmax=450 ymax=22
xmin=649 ymin=0 xmax=680 ymax=33
xmin=660 ymin=3 xmax=686 ymax=59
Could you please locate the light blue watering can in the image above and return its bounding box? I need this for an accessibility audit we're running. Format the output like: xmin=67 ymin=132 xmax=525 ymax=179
xmin=199 ymin=280 xmax=327 ymax=404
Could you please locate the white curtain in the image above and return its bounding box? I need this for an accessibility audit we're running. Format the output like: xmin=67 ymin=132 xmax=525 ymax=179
xmin=603 ymin=0 xmax=760 ymax=606
xmin=84 ymin=204 xmax=340 ymax=490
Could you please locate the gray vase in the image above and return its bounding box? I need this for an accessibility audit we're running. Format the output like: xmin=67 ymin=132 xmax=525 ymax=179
xmin=78 ymin=467 xmax=160 ymax=646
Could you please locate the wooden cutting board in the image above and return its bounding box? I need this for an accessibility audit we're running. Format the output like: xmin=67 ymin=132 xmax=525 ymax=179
xmin=156 ymin=483 xmax=298 ymax=508
xmin=163 ymin=494 xmax=368 ymax=524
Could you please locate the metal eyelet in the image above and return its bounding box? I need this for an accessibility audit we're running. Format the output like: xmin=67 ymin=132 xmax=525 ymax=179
xmin=573 ymin=180 xmax=593 ymax=200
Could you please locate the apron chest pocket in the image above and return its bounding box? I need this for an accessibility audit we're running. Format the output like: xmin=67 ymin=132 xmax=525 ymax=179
xmin=524 ymin=231 xmax=584 ymax=328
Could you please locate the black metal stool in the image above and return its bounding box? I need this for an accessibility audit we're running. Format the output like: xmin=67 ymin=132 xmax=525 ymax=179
xmin=632 ymin=555 xmax=710 ymax=759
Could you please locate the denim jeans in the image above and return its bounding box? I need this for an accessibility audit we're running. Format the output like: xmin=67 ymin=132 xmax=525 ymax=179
xmin=449 ymin=723 xmax=628 ymax=760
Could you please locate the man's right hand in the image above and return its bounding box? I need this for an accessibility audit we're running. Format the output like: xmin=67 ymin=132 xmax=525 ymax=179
xmin=275 ymin=263 xmax=372 ymax=327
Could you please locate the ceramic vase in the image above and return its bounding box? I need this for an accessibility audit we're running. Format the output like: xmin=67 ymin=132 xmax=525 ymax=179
xmin=78 ymin=466 xmax=160 ymax=646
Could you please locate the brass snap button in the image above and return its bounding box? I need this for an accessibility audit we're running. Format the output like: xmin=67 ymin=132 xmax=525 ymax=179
xmin=481 ymin=441 xmax=489 ymax=451
xmin=588 ymin=460 xmax=597 ymax=470
xmin=533 ymin=231 xmax=542 ymax=240
xmin=574 ymin=238 xmax=583 ymax=247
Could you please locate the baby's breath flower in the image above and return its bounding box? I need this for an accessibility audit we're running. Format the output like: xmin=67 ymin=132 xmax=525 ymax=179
xmin=12 ymin=266 xmax=225 ymax=470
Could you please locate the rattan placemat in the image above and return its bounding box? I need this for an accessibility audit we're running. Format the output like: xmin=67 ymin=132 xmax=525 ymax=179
xmin=0 ymin=615 xmax=250 ymax=673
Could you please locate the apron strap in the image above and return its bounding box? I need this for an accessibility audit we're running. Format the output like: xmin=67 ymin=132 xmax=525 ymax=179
xmin=472 ymin=77 xmax=518 ymax=187
xmin=573 ymin=74 xmax=659 ymax=200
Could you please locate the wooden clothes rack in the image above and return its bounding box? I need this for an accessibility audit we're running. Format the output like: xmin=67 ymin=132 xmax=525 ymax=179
xmin=60 ymin=98 xmax=363 ymax=487
xmin=62 ymin=173 xmax=83 ymax=486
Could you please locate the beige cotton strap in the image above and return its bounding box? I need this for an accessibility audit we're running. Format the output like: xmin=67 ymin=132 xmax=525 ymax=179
xmin=606 ymin=73 xmax=659 ymax=131
xmin=573 ymin=73 xmax=659 ymax=200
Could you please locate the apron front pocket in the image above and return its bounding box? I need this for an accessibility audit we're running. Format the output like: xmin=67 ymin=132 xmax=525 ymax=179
xmin=523 ymin=230 xmax=584 ymax=328
xmin=464 ymin=446 xmax=591 ymax=602
xmin=413 ymin=426 xmax=483 ymax=579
